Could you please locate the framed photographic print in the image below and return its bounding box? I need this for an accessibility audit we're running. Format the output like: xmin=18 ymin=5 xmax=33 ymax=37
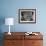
xmin=19 ymin=9 xmax=36 ymax=23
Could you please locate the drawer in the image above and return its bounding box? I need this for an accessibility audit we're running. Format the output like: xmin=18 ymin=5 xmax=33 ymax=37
xmin=24 ymin=40 xmax=43 ymax=46
xmin=25 ymin=35 xmax=43 ymax=40
xmin=4 ymin=35 xmax=24 ymax=40
xmin=4 ymin=40 xmax=24 ymax=46
xmin=4 ymin=40 xmax=16 ymax=46
xmin=32 ymin=40 xmax=43 ymax=46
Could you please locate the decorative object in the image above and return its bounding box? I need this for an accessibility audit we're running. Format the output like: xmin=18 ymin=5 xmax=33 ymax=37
xmin=25 ymin=32 xmax=38 ymax=35
xmin=19 ymin=9 xmax=36 ymax=23
xmin=5 ymin=18 xmax=14 ymax=35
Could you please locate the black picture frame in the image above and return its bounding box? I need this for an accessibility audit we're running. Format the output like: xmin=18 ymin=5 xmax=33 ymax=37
xmin=19 ymin=9 xmax=36 ymax=23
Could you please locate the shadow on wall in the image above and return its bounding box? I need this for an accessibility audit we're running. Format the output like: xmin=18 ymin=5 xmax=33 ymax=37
xmin=0 ymin=16 xmax=5 ymax=46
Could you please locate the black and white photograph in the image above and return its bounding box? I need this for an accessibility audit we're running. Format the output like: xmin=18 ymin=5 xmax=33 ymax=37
xmin=19 ymin=9 xmax=36 ymax=23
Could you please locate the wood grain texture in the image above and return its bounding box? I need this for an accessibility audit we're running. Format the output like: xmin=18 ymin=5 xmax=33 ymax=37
xmin=4 ymin=32 xmax=43 ymax=46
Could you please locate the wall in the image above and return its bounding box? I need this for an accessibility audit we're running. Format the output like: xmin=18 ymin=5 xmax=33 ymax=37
xmin=0 ymin=0 xmax=46 ymax=46
xmin=0 ymin=0 xmax=46 ymax=32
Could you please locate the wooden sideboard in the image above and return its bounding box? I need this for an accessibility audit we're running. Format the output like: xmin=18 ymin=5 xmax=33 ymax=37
xmin=4 ymin=32 xmax=43 ymax=46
